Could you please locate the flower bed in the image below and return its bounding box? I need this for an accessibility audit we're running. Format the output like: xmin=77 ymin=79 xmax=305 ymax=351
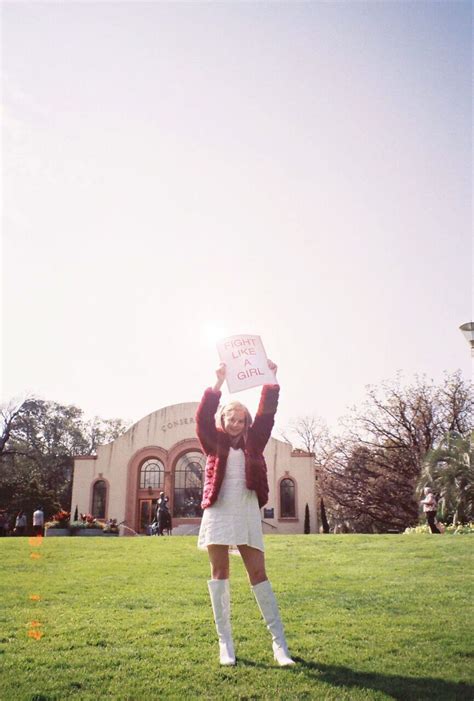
xmin=70 ymin=513 xmax=108 ymax=534
xmin=44 ymin=510 xmax=71 ymax=532
xmin=45 ymin=513 xmax=120 ymax=536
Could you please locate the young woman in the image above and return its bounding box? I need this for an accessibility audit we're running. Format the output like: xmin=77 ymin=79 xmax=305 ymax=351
xmin=196 ymin=360 xmax=295 ymax=667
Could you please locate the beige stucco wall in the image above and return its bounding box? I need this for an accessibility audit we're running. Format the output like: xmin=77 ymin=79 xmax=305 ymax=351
xmin=71 ymin=402 xmax=199 ymax=524
xmin=71 ymin=401 xmax=317 ymax=533
xmin=262 ymin=440 xmax=318 ymax=534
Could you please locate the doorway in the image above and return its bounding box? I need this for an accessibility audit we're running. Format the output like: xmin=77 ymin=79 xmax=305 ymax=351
xmin=138 ymin=499 xmax=158 ymax=534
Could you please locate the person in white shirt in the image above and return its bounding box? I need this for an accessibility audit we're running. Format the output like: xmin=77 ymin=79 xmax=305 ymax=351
xmin=15 ymin=511 xmax=27 ymax=536
xmin=420 ymin=488 xmax=440 ymax=534
xmin=33 ymin=507 xmax=45 ymax=536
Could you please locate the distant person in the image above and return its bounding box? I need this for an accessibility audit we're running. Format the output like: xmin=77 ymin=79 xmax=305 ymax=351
xmin=196 ymin=360 xmax=294 ymax=667
xmin=156 ymin=492 xmax=171 ymax=536
xmin=421 ymin=488 xmax=440 ymax=534
xmin=0 ymin=511 xmax=7 ymax=537
xmin=14 ymin=510 xmax=27 ymax=536
xmin=156 ymin=492 xmax=169 ymax=514
xmin=33 ymin=507 xmax=45 ymax=536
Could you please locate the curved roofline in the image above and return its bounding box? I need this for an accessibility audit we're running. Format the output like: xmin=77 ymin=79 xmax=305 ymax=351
xmin=126 ymin=400 xmax=200 ymax=432
xmin=85 ymin=400 xmax=294 ymax=453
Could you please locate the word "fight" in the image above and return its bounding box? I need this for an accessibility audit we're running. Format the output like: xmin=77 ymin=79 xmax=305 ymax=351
xmin=224 ymin=337 xmax=257 ymax=351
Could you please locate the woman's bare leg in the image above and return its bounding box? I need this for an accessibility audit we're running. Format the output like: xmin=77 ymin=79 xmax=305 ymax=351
xmin=237 ymin=544 xmax=267 ymax=585
xmin=207 ymin=544 xmax=230 ymax=580
xmin=239 ymin=546 xmax=294 ymax=665
xmin=206 ymin=545 xmax=235 ymax=664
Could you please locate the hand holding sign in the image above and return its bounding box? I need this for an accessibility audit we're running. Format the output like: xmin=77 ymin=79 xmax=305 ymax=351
xmin=213 ymin=363 xmax=226 ymax=391
xmin=216 ymin=334 xmax=277 ymax=394
xmin=267 ymin=359 xmax=278 ymax=376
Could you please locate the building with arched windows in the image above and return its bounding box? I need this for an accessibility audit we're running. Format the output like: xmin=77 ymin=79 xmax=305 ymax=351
xmin=71 ymin=401 xmax=318 ymax=535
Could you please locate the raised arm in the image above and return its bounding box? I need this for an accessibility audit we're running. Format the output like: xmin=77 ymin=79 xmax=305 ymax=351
xmin=250 ymin=360 xmax=280 ymax=451
xmin=195 ymin=364 xmax=226 ymax=455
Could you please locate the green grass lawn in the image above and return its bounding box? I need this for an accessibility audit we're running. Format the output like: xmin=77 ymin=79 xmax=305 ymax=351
xmin=1 ymin=535 xmax=473 ymax=701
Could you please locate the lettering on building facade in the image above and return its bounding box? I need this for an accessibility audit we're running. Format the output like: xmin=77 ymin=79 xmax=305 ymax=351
xmin=161 ymin=417 xmax=195 ymax=432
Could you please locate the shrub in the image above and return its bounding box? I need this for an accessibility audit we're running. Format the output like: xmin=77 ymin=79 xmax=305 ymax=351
xmin=45 ymin=510 xmax=70 ymax=529
xmin=304 ymin=503 xmax=310 ymax=534
xmin=68 ymin=516 xmax=105 ymax=535
xmin=79 ymin=513 xmax=104 ymax=529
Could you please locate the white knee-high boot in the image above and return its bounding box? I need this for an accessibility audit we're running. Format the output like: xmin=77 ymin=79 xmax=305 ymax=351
xmin=207 ymin=579 xmax=236 ymax=666
xmin=252 ymin=580 xmax=295 ymax=666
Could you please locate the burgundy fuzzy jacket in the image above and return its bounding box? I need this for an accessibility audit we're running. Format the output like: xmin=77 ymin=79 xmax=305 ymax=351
xmin=196 ymin=385 xmax=280 ymax=510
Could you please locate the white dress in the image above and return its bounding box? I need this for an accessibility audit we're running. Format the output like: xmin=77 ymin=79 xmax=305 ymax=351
xmin=198 ymin=447 xmax=264 ymax=552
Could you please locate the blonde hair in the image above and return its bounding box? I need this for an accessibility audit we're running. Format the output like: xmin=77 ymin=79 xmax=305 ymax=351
xmin=216 ymin=401 xmax=253 ymax=433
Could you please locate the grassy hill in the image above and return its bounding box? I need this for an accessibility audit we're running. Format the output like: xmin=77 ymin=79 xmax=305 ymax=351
xmin=1 ymin=534 xmax=473 ymax=700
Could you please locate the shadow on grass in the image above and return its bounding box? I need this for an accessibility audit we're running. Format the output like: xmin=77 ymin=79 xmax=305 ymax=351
xmin=235 ymin=657 xmax=271 ymax=669
xmin=289 ymin=658 xmax=473 ymax=701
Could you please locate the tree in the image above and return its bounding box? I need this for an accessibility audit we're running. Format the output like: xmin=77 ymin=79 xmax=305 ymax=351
xmin=82 ymin=415 xmax=131 ymax=454
xmin=286 ymin=371 xmax=473 ymax=533
xmin=281 ymin=416 xmax=331 ymax=533
xmin=344 ymin=371 xmax=471 ymax=464
xmin=0 ymin=397 xmax=29 ymax=456
xmin=320 ymin=440 xmax=420 ymax=532
xmin=418 ymin=431 xmax=473 ymax=525
xmin=319 ymin=498 xmax=330 ymax=534
xmin=282 ymin=416 xmax=327 ymax=456
xmin=322 ymin=372 xmax=473 ymax=531
xmin=0 ymin=398 xmax=129 ymax=520
xmin=304 ymin=503 xmax=310 ymax=534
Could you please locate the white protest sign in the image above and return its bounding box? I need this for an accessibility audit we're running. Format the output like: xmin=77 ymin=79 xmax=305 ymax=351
xmin=216 ymin=334 xmax=276 ymax=394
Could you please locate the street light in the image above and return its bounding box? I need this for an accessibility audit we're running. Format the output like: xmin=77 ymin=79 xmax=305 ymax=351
xmin=459 ymin=322 xmax=474 ymax=356
xmin=459 ymin=323 xmax=474 ymax=450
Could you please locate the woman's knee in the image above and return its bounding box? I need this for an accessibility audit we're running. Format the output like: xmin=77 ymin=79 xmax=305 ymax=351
xmin=248 ymin=569 xmax=267 ymax=586
xmin=211 ymin=565 xmax=230 ymax=580
xmin=245 ymin=558 xmax=267 ymax=584
xmin=238 ymin=546 xmax=266 ymax=584
xmin=208 ymin=545 xmax=229 ymax=580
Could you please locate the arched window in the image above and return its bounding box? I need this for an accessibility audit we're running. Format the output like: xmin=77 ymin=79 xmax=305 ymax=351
xmin=280 ymin=478 xmax=296 ymax=518
xmin=140 ymin=459 xmax=164 ymax=489
xmin=174 ymin=451 xmax=205 ymax=517
xmin=92 ymin=480 xmax=107 ymax=519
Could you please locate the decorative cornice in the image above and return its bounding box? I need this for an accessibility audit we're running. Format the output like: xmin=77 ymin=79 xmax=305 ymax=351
xmin=291 ymin=449 xmax=314 ymax=458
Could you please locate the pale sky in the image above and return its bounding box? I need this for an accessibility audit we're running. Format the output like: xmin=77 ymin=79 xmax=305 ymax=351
xmin=1 ymin=1 xmax=472 ymax=437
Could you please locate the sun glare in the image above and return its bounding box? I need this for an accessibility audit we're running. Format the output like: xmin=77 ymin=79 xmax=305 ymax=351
xmin=201 ymin=322 xmax=230 ymax=348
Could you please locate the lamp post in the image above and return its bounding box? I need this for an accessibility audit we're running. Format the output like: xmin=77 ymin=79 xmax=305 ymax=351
xmin=459 ymin=322 xmax=474 ymax=357
xmin=459 ymin=323 xmax=474 ymax=385
xmin=458 ymin=322 xmax=473 ymax=464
